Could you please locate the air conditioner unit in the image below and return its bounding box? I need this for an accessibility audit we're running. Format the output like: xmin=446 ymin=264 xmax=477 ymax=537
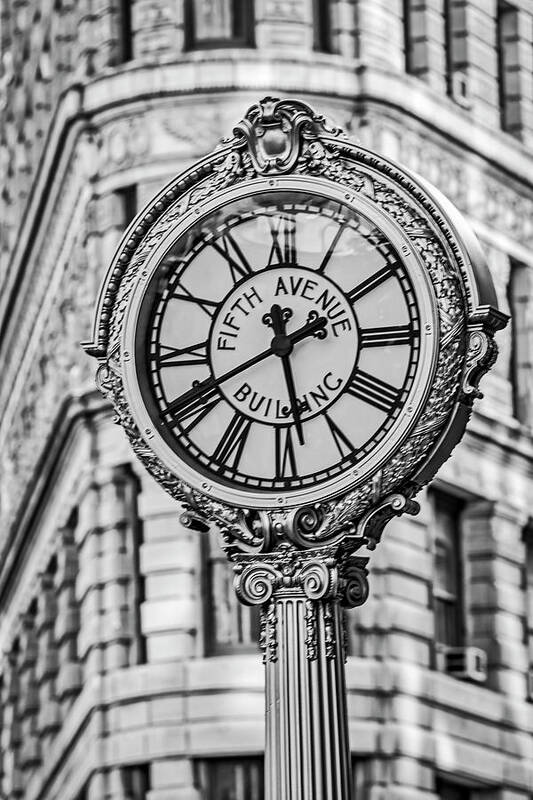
xmin=442 ymin=646 xmax=488 ymax=683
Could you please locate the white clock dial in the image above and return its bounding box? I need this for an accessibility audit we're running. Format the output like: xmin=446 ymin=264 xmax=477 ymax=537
xmin=131 ymin=186 xmax=431 ymax=503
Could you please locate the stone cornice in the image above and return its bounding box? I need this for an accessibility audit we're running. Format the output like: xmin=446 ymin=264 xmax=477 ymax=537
xmin=2 ymin=57 xmax=533 ymax=358
xmin=355 ymin=66 xmax=533 ymax=187
xmin=81 ymin=57 xmax=533 ymax=185
xmin=3 ymin=56 xmax=533 ymax=342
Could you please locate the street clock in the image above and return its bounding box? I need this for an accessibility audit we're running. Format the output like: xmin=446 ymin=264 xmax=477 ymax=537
xmin=84 ymin=97 xmax=505 ymax=545
xmin=128 ymin=181 xmax=431 ymax=506
xmin=83 ymin=97 xmax=506 ymax=800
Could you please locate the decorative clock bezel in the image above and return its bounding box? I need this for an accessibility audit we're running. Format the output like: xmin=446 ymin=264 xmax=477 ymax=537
xmin=121 ymin=175 xmax=438 ymax=509
xmin=83 ymin=97 xmax=507 ymax=546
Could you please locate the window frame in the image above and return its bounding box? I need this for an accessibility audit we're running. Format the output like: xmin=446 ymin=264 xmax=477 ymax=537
xmin=121 ymin=763 xmax=151 ymax=800
xmin=436 ymin=777 xmax=471 ymax=800
xmin=184 ymin=0 xmax=255 ymax=51
xmin=313 ymin=0 xmax=334 ymax=54
xmin=117 ymin=0 xmax=134 ymax=63
xmin=506 ymin=258 xmax=532 ymax=425
xmin=202 ymin=531 xmax=261 ymax=656
xmin=442 ymin=0 xmax=470 ymax=106
xmin=403 ymin=0 xmax=414 ymax=74
xmin=496 ymin=0 xmax=520 ymax=136
xmin=115 ymin=184 xmax=138 ymax=230
xmin=430 ymin=489 xmax=466 ymax=651
xmin=194 ymin=756 xmax=264 ymax=800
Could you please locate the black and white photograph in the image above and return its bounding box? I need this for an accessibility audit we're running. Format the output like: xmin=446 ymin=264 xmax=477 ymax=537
xmin=0 ymin=1 xmax=531 ymax=798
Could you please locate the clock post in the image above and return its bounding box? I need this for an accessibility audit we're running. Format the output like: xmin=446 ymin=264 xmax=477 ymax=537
xmin=234 ymin=542 xmax=365 ymax=799
xmin=83 ymin=98 xmax=507 ymax=800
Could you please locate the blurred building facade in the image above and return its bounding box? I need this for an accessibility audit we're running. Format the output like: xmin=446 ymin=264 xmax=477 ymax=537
xmin=1 ymin=1 xmax=533 ymax=798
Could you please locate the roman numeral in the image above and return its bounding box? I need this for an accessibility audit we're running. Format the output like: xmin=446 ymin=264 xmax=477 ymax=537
xmin=172 ymin=282 xmax=219 ymax=318
xmin=324 ymin=413 xmax=355 ymax=458
xmin=347 ymin=265 xmax=395 ymax=304
xmin=211 ymin=231 xmax=253 ymax=282
xmin=346 ymin=369 xmax=400 ymax=414
xmin=316 ymin=221 xmax=348 ymax=275
xmin=165 ymin=389 xmax=221 ymax=433
xmin=275 ymin=427 xmax=297 ymax=480
xmin=212 ymin=413 xmax=252 ymax=471
xmin=157 ymin=340 xmax=208 ymax=368
xmin=267 ymin=216 xmax=297 ymax=267
xmin=359 ymin=324 xmax=413 ymax=348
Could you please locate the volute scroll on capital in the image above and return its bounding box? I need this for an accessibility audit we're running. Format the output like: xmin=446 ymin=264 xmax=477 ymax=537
xmin=232 ymin=543 xmax=369 ymax=609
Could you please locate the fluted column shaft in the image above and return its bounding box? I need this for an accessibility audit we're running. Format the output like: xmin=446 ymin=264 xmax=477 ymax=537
xmin=264 ymin=592 xmax=351 ymax=799
xmin=232 ymin=543 xmax=369 ymax=800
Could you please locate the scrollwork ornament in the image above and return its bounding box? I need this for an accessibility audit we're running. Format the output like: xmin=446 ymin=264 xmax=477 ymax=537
xmin=340 ymin=558 xmax=370 ymax=609
xmin=463 ymin=330 xmax=491 ymax=403
xmin=293 ymin=504 xmax=324 ymax=540
xmin=234 ymin=562 xmax=278 ymax=606
xmin=300 ymin=559 xmax=334 ymax=601
xmin=461 ymin=307 xmax=507 ymax=405
xmin=230 ymin=96 xmax=344 ymax=176
xmin=95 ymin=361 xmax=116 ymax=400
xmin=355 ymin=493 xmax=420 ymax=552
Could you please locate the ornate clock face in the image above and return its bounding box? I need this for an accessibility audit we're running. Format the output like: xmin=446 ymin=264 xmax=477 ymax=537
xmin=129 ymin=183 xmax=437 ymax=507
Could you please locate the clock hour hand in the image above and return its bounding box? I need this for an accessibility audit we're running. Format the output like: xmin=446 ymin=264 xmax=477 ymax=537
xmin=263 ymin=304 xmax=305 ymax=445
xmin=164 ymin=313 xmax=328 ymax=419
xmin=280 ymin=352 xmax=305 ymax=445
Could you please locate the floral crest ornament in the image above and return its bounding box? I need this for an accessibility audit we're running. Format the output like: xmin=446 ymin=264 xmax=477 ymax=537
xmin=83 ymin=98 xmax=506 ymax=800
xmin=230 ymin=96 xmax=343 ymax=174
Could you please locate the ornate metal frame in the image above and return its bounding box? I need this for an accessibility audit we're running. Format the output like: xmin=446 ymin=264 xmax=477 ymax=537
xmin=83 ymin=97 xmax=506 ymax=552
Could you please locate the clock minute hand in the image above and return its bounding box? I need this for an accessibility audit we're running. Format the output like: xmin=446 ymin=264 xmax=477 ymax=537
xmin=164 ymin=313 xmax=328 ymax=418
xmin=288 ymin=312 xmax=327 ymax=346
